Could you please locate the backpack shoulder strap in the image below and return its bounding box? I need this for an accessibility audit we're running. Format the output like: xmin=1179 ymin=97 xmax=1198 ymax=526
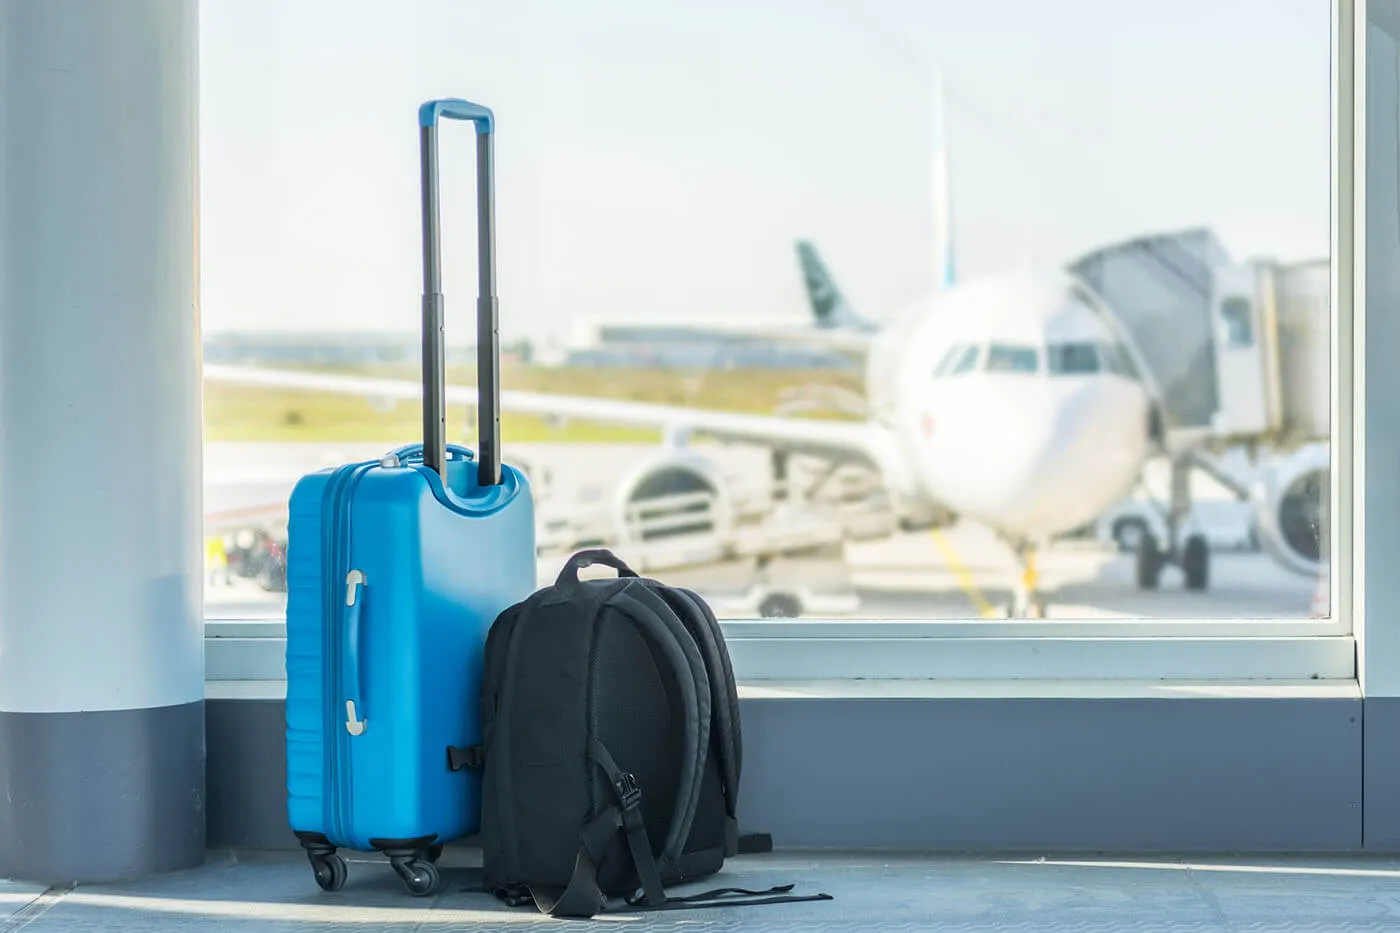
xmin=609 ymin=581 xmax=711 ymax=862
xmin=676 ymin=586 xmax=741 ymax=787
xmin=646 ymin=584 xmax=742 ymax=838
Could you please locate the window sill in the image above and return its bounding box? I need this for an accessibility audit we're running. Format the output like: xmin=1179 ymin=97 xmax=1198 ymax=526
xmin=203 ymin=677 xmax=1361 ymax=702
xmin=203 ymin=619 xmax=1356 ymax=686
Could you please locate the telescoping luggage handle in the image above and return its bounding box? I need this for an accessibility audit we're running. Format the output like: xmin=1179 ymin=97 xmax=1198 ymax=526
xmin=418 ymin=98 xmax=500 ymax=487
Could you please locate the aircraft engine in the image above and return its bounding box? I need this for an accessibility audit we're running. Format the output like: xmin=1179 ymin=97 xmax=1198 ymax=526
xmin=612 ymin=450 xmax=734 ymax=555
xmin=1250 ymin=442 xmax=1329 ymax=578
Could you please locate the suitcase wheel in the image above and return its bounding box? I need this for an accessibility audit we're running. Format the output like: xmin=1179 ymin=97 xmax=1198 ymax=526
xmin=372 ymin=837 xmax=443 ymax=897
xmin=311 ymin=853 xmax=348 ymax=892
xmin=393 ymin=858 xmax=439 ymax=897
xmin=295 ymin=831 xmax=348 ymax=893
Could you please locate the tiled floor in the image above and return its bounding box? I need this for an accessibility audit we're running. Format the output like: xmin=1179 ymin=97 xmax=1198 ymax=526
xmin=4 ymin=848 xmax=1400 ymax=931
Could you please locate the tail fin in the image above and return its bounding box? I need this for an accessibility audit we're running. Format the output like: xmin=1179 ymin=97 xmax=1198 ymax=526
xmin=795 ymin=241 xmax=877 ymax=332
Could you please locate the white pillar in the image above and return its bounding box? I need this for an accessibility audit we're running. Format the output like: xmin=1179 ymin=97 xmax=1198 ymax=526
xmin=0 ymin=0 xmax=205 ymax=881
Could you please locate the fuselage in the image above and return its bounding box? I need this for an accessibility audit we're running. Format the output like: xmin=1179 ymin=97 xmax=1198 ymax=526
xmin=869 ymin=273 xmax=1153 ymax=543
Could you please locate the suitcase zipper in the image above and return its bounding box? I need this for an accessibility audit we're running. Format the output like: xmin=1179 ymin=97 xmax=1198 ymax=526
xmin=320 ymin=464 xmax=356 ymax=846
xmin=322 ymin=461 xmax=374 ymax=848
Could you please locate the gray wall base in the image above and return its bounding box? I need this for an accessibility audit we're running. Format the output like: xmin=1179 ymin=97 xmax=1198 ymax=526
xmin=741 ymin=696 xmax=1361 ymax=851
xmin=206 ymin=693 xmax=1374 ymax=853
xmin=0 ymin=702 xmax=206 ymax=883
xmin=206 ymin=699 xmax=291 ymax=851
xmin=1365 ymin=696 xmax=1400 ymax=849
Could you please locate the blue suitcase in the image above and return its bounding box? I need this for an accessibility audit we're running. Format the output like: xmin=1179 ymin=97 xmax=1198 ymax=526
xmin=284 ymin=98 xmax=536 ymax=897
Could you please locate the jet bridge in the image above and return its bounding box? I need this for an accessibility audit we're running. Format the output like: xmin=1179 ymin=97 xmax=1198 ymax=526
xmin=1068 ymin=228 xmax=1332 ymax=585
xmin=1069 ymin=228 xmax=1330 ymax=449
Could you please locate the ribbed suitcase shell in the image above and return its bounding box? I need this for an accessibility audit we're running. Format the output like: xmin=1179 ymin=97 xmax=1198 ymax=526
xmin=284 ymin=448 xmax=535 ymax=853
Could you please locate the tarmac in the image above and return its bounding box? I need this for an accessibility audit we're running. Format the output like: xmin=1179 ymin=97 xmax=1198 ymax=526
xmin=202 ymin=441 xmax=1320 ymax=622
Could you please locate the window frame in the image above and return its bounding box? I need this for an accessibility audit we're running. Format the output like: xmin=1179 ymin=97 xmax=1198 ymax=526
xmin=201 ymin=0 xmax=1360 ymax=687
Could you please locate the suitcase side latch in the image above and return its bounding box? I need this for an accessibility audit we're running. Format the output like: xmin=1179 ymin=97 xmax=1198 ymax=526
xmin=346 ymin=700 xmax=366 ymax=737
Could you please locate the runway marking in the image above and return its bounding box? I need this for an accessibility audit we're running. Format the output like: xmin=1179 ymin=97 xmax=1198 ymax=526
xmin=929 ymin=528 xmax=999 ymax=618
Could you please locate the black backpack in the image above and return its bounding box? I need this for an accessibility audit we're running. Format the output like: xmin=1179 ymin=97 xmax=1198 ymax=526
xmin=454 ymin=548 xmax=831 ymax=918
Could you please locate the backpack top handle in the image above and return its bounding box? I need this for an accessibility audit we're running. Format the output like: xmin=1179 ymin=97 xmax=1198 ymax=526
xmin=555 ymin=549 xmax=639 ymax=588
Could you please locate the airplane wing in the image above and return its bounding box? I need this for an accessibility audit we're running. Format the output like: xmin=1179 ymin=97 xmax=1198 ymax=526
xmin=573 ymin=323 xmax=873 ymax=355
xmin=203 ymin=364 xmax=886 ymax=464
xmin=734 ymin=327 xmax=873 ymax=355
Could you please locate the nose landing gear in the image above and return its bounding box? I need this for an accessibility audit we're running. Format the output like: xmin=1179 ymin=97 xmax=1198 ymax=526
xmin=1004 ymin=542 xmax=1049 ymax=619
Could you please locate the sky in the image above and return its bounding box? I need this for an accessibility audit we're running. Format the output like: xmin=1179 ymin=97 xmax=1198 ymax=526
xmin=197 ymin=0 xmax=1331 ymax=346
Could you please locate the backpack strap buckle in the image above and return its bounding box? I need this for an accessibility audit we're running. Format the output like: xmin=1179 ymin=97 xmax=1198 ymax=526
xmin=447 ymin=744 xmax=484 ymax=772
xmin=614 ymin=771 xmax=642 ymax=811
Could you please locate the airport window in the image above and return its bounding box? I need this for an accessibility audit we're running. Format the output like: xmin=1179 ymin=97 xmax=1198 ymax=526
xmin=984 ymin=344 xmax=1040 ymax=374
xmin=1046 ymin=342 xmax=1101 ymax=375
xmin=198 ymin=0 xmax=1344 ymax=676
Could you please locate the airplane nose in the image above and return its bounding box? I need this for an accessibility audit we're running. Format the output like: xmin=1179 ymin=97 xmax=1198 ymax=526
xmin=934 ymin=379 xmax=1146 ymax=533
xmin=1012 ymin=382 xmax=1146 ymax=524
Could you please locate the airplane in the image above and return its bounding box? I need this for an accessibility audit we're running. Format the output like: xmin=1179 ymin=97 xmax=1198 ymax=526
xmin=203 ymin=249 xmax=1164 ymax=618
xmin=203 ymin=93 xmax=1180 ymax=626
xmin=200 ymin=83 xmax=1327 ymax=618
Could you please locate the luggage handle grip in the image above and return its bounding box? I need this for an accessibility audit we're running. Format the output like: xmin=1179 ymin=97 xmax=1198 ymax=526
xmin=419 ymin=96 xmax=501 ymax=489
xmin=419 ymin=99 xmax=494 ymax=132
xmin=556 ymin=548 xmax=639 ymax=587
xmin=344 ymin=570 xmax=368 ymax=736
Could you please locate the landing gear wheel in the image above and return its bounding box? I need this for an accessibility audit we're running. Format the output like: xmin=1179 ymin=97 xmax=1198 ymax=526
xmin=1183 ymin=534 xmax=1209 ymax=591
xmin=396 ymin=859 xmax=439 ymax=897
xmin=758 ymin=593 xmax=802 ymax=618
xmin=1113 ymin=517 xmax=1150 ymax=554
xmin=1136 ymin=536 xmax=1163 ymax=589
xmin=1014 ymin=598 xmax=1046 ymax=619
xmin=311 ymin=853 xmax=347 ymax=892
xmin=1001 ymin=594 xmax=1047 ymax=619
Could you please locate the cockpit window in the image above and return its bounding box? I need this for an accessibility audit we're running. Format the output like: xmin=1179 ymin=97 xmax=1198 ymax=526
xmin=949 ymin=344 xmax=981 ymax=375
xmin=932 ymin=343 xmax=963 ymax=378
xmin=1047 ymin=342 xmax=1100 ymax=375
xmin=1099 ymin=341 xmax=1141 ymax=380
xmin=984 ymin=343 xmax=1039 ymax=374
